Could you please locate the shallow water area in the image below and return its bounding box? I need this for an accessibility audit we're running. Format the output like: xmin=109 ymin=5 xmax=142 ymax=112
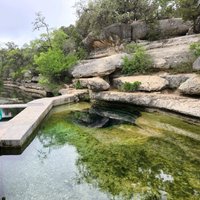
xmin=0 ymin=102 xmax=200 ymax=200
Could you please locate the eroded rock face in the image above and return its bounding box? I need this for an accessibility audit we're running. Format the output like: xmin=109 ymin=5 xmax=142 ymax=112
xmin=193 ymin=57 xmax=200 ymax=70
xmin=159 ymin=74 xmax=196 ymax=89
xmin=73 ymin=77 xmax=110 ymax=91
xmin=72 ymin=53 xmax=127 ymax=78
xmin=113 ymin=75 xmax=168 ymax=92
xmin=91 ymin=91 xmax=200 ymax=118
xmin=149 ymin=45 xmax=193 ymax=69
xmin=158 ymin=18 xmax=192 ymax=38
xmin=179 ymin=76 xmax=200 ymax=95
xmin=83 ymin=18 xmax=191 ymax=50
xmin=131 ymin=21 xmax=148 ymax=41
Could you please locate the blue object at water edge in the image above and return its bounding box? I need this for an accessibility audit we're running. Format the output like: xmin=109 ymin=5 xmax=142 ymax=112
xmin=0 ymin=108 xmax=2 ymax=121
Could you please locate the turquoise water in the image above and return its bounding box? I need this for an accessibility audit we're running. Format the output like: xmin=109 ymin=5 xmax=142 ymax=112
xmin=0 ymin=102 xmax=200 ymax=200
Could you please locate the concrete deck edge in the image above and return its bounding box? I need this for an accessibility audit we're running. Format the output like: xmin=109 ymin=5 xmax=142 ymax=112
xmin=0 ymin=89 xmax=88 ymax=148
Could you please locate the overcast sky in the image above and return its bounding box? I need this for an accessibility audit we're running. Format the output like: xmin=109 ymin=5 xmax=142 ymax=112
xmin=0 ymin=0 xmax=78 ymax=46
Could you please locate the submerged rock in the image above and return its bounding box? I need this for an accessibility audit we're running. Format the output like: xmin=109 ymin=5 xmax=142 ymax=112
xmin=72 ymin=110 xmax=110 ymax=128
xmin=113 ymin=75 xmax=168 ymax=92
xmin=71 ymin=102 xmax=141 ymax=128
xmin=179 ymin=76 xmax=200 ymax=95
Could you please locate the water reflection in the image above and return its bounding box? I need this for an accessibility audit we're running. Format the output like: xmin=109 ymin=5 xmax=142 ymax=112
xmin=1 ymin=102 xmax=200 ymax=200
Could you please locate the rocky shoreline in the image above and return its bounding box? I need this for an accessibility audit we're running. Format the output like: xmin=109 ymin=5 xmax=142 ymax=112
xmin=3 ymin=80 xmax=47 ymax=98
xmin=91 ymin=91 xmax=200 ymax=119
xmin=62 ymin=33 xmax=200 ymax=119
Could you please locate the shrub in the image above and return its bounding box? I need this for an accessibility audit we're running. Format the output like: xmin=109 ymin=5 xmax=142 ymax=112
xmin=125 ymin=43 xmax=138 ymax=54
xmin=34 ymin=49 xmax=78 ymax=82
xmin=190 ymin=43 xmax=200 ymax=57
xmin=171 ymin=61 xmax=194 ymax=74
xmin=120 ymin=81 xmax=141 ymax=92
xmin=73 ymin=80 xmax=83 ymax=89
xmin=122 ymin=44 xmax=153 ymax=75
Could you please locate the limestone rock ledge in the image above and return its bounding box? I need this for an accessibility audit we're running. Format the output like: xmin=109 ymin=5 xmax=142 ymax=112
xmin=73 ymin=77 xmax=110 ymax=91
xmin=91 ymin=91 xmax=200 ymax=118
xmin=72 ymin=53 xmax=127 ymax=78
xmin=113 ymin=75 xmax=168 ymax=91
xmin=179 ymin=76 xmax=200 ymax=95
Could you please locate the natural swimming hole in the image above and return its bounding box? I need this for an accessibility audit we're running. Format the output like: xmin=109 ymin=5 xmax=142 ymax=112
xmin=0 ymin=102 xmax=200 ymax=200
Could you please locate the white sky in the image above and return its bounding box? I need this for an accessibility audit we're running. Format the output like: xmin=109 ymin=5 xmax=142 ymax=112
xmin=0 ymin=0 xmax=78 ymax=46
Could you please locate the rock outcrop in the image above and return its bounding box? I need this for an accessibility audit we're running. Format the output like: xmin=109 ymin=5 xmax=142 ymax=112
xmin=157 ymin=18 xmax=192 ymax=38
xmin=193 ymin=57 xmax=200 ymax=70
xmin=145 ymin=34 xmax=199 ymax=68
xmin=113 ymin=75 xmax=168 ymax=92
xmin=3 ymin=81 xmax=47 ymax=97
xmin=83 ymin=18 xmax=192 ymax=50
xmin=73 ymin=77 xmax=110 ymax=91
xmin=80 ymin=34 xmax=200 ymax=76
xmin=179 ymin=76 xmax=200 ymax=95
xmin=159 ymin=73 xmax=195 ymax=89
xmin=91 ymin=91 xmax=200 ymax=118
xmin=72 ymin=53 xmax=126 ymax=78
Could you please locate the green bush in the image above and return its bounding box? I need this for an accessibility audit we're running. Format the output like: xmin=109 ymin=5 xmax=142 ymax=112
xmin=73 ymin=80 xmax=83 ymax=89
xmin=34 ymin=49 xmax=78 ymax=82
xmin=120 ymin=81 xmax=141 ymax=92
xmin=122 ymin=44 xmax=153 ymax=75
xmin=125 ymin=43 xmax=139 ymax=54
xmin=190 ymin=43 xmax=200 ymax=57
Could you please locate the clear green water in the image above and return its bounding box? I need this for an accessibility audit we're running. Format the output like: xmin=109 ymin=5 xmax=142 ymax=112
xmin=0 ymin=102 xmax=200 ymax=200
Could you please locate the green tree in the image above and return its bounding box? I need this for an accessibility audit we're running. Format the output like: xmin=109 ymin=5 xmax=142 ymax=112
xmin=75 ymin=0 xmax=180 ymax=38
xmin=34 ymin=49 xmax=78 ymax=82
xmin=34 ymin=29 xmax=79 ymax=83
xmin=178 ymin=0 xmax=200 ymax=33
xmin=32 ymin=12 xmax=52 ymax=49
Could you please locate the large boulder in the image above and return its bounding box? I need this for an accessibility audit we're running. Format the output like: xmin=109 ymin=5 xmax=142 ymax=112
xmin=73 ymin=77 xmax=110 ymax=91
xmin=193 ymin=57 xmax=200 ymax=70
xmin=160 ymin=73 xmax=196 ymax=89
xmin=179 ymin=76 xmax=200 ymax=95
xmin=83 ymin=18 xmax=191 ymax=50
xmin=157 ymin=18 xmax=192 ymax=38
xmin=131 ymin=21 xmax=148 ymax=41
xmin=72 ymin=53 xmax=126 ymax=78
xmin=113 ymin=75 xmax=168 ymax=92
xmin=83 ymin=23 xmax=132 ymax=49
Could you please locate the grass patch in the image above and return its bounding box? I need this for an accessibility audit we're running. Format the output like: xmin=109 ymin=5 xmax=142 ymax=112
xmin=190 ymin=42 xmax=200 ymax=57
xmin=120 ymin=81 xmax=141 ymax=92
xmin=170 ymin=62 xmax=194 ymax=74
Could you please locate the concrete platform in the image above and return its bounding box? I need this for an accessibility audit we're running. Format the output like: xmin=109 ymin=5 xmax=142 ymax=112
xmin=0 ymin=104 xmax=27 ymax=109
xmin=0 ymin=89 xmax=88 ymax=148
